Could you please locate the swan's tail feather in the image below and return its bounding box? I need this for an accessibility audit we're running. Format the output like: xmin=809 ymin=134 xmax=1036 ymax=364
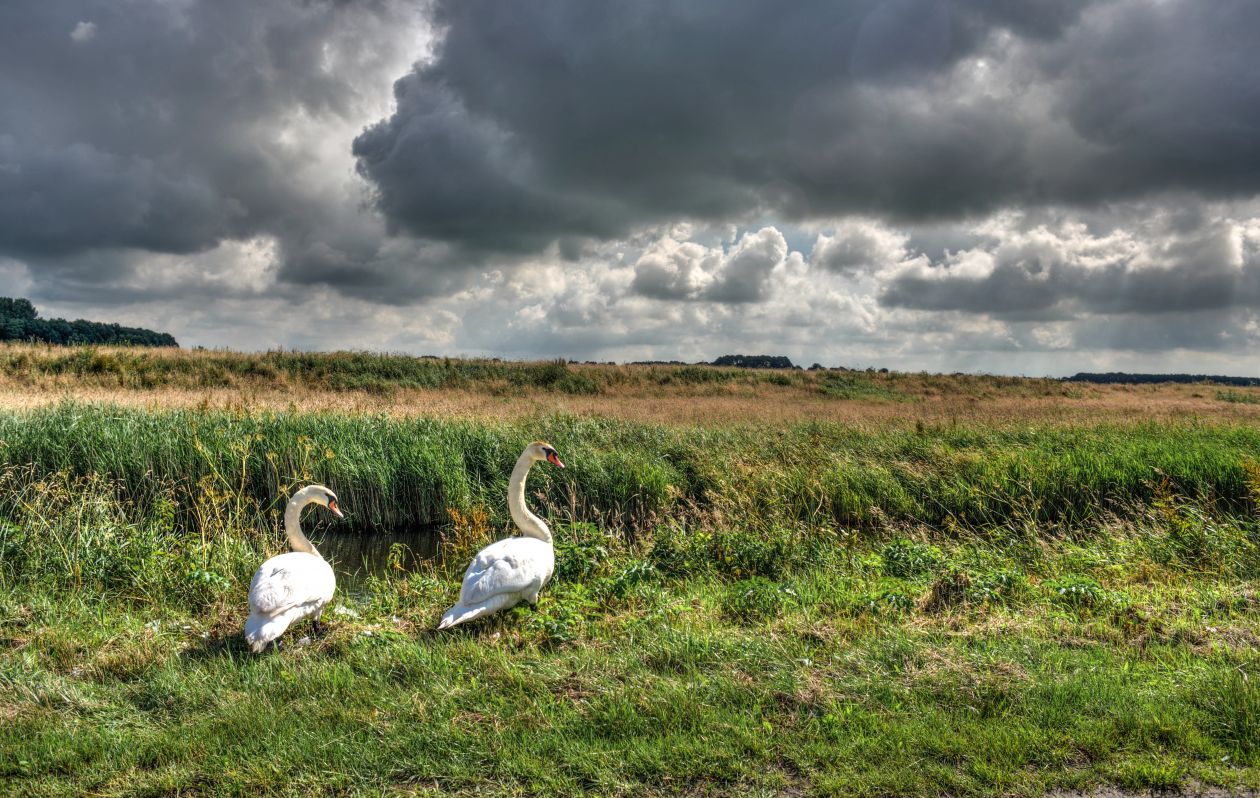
xmin=438 ymin=595 xmax=513 ymax=630
xmin=244 ymin=608 xmax=301 ymax=653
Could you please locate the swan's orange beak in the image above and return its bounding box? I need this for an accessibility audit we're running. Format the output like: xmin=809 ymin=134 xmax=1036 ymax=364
xmin=547 ymin=451 xmax=565 ymax=469
xmin=328 ymin=499 xmax=344 ymax=518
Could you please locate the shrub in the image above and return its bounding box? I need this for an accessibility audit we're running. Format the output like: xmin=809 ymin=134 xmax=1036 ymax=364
xmin=527 ymin=585 xmax=590 ymax=647
xmin=879 ymin=538 xmax=943 ymax=579
xmin=647 ymin=523 xmax=712 ymax=578
xmin=598 ymin=560 xmax=658 ymax=600
xmin=721 ymin=577 xmax=797 ymax=623
xmin=1150 ymin=480 xmax=1255 ymax=573
xmin=1045 ymin=575 xmax=1109 ymax=609
xmin=815 ymin=373 xmax=898 ymax=401
xmin=969 ymin=568 xmax=1029 ymax=605
xmin=554 ymin=523 xmax=616 ymax=581
xmin=920 ymin=567 xmax=973 ymax=613
xmin=711 ymin=525 xmax=799 ymax=580
xmin=555 ymin=372 xmax=600 ymax=396
xmin=647 ymin=523 xmax=812 ymax=581
xmin=858 ymin=588 xmax=915 ymax=615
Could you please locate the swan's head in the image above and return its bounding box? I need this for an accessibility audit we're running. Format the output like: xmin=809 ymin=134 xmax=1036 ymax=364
xmin=302 ymin=484 xmax=344 ymax=518
xmin=527 ymin=441 xmax=565 ymax=469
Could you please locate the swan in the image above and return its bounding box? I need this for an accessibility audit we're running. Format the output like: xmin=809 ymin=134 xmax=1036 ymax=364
xmin=244 ymin=484 xmax=343 ymax=653
xmin=439 ymin=441 xmax=565 ymax=629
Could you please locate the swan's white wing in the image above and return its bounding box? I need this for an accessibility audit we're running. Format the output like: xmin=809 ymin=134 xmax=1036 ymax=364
xmin=458 ymin=538 xmax=549 ymax=606
xmin=249 ymin=552 xmax=334 ymax=614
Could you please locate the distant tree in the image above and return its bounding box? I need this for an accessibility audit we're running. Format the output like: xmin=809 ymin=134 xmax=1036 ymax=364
xmin=711 ymin=354 xmax=796 ymax=369
xmin=0 ymin=297 xmax=177 ymax=347
xmin=0 ymin=298 xmax=36 ymax=321
xmin=1066 ymin=372 xmax=1260 ymax=387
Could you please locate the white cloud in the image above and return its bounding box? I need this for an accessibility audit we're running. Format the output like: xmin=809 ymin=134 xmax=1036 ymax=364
xmin=630 ymin=226 xmax=788 ymax=303
xmin=69 ymin=21 xmax=96 ymax=43
xmin=810 ymin=219 xmax=909 ymax=275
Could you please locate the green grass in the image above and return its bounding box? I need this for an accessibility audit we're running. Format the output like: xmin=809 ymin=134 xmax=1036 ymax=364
xmin=1 ymin=402 xmax=1259 ymax=795
xmin=1217 ymin=389 xmax=1260 ymax=405
xmin=2 ymin=404 xmax=1259 ymax=537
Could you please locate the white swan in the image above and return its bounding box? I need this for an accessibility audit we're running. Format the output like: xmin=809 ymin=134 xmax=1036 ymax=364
xmin=244 ymin=484 xmax=343 ymax=653
xmin=439 ymin=441 xmax=565 ymax=629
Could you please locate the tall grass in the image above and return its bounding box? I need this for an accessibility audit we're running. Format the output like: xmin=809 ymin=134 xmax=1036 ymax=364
xmin=1 ymin=404 xmax=1258 ymax=540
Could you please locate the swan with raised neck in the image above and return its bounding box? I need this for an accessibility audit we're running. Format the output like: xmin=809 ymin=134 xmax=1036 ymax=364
xmin=508 ymin=443 xmax=562 ymax=542
xmin=438 ymin=441 xmax=566 ymax=629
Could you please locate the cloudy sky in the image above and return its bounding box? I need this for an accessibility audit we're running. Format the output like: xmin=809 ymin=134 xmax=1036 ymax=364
xmin=3 ymin=0 xmax=1259 ymax=375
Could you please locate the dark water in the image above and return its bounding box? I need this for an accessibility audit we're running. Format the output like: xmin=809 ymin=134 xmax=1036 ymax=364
xmin=314 ymin=528 xmax=441 ymax=586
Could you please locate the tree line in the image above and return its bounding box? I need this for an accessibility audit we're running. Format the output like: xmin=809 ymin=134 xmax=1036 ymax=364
xmin=0 ymin=297 xmax=178 ymax=347
xmin=1066 ymin=371 xmax=1260 ymax=387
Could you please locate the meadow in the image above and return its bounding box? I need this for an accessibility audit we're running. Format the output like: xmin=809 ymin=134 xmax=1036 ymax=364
xmin=0 ymin=343 xmax=1258 ymax=797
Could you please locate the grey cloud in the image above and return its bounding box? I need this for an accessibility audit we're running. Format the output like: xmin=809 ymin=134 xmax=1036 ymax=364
xmin=353 ymin=0 xmax=1097 ymax=250
xmin=879 ymin=210 xmax=1260 ymax=320
xmin=0 ymin=0 xmax=430 ymax=296
xmin=1043 ymin=1 xmax=1260 ymax=204
xmin=280 ymin=234 xmax=479 ymax=305
xmin=354 ymin=0 xmax=1258 ymax=255
xmin=1067 ymin=310 xmax=1249 ymax=354
xmin=810 ymin=221 xmax=908 ymax=274
xmin=0 ymin=141 xmax=239 ymax=257
xmin=882 ymin=266 xmax=1061 ymax=316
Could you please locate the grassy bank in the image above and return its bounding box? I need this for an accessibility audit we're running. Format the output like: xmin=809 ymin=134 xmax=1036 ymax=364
xmin=5 ymin=343 xmax=1260 ymax=430
xmin=0 ymin=343 xmax=1067 ymax=400
xmin=1 ymin=397 xmax=1259 ymax=796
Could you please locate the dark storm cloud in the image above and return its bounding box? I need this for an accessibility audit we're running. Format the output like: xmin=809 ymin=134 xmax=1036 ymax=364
xmin=0 ymin=0 xmax=425 ymax=293
xmin=354 ymin=0 xmax=1258 ymax=255
xmin=353 ymin=0 xmax=1089 ymax=250
xmin=1042 ymin=2 xmax=1260 ymax=204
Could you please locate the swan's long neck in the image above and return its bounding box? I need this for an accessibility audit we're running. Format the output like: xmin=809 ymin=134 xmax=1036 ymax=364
xmin=508 ymin=452 xmax=551 ymax=544
xmin=283 ymin=491 xmax=322 ymax=558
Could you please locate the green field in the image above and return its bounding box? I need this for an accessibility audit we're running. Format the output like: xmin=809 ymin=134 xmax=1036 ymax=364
xmin=1 ymin=351 xmax=1259 ymax=796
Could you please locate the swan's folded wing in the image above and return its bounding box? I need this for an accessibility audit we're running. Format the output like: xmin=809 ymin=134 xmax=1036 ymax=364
xmin=249 ymin=563 xmax=302 ymax=614
xmin=458 ymin=551 xmax=540 ymax=606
